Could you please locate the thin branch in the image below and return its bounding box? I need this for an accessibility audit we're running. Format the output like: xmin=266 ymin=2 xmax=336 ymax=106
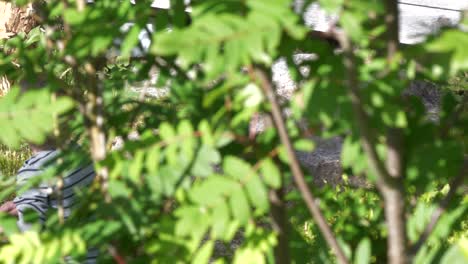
xmin=337 ymin=33 xmax=408 ymax=263
xmin=385 ymin=0 xmax=400 ymax=60
xmin=108 ymin=245 xmax=127 ymax=264
xmin=51 ymin=91 xmax=66 ymax=224
xmin=333 ymin=31 xmax=395 ymax=187
xmin=56 ymin=163 xmax=65 ymax=224
xmin=251 ymin=67 xmax=350 ymax=264
xmin=80 ymin=62 xmax=111 ymax=203
xmin=269 ymin=184 xmax=290 ymax=264
xmin=383 ymin=128 xmax=408 ymax=264
xmin=333 ymin=1 xmax=408 ymax=261
xmin=410 ymin=156 xmax=468 ymax=256
xmin=382 ymin=3 xmax=408 ymax=262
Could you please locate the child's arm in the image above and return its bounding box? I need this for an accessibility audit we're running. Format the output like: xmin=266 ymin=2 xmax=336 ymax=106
xmin=0 ymin=201 xmax=17 ymax=216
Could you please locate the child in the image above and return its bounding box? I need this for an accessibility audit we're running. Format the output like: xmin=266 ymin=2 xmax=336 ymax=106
xmin=10 ymin=143 xmax=98 ymax=263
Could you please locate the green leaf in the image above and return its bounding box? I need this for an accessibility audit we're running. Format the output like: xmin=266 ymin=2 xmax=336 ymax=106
xmin=192 ymin=241 xmax=214 ymax=264
xmin=223 ymin=156 xmax=253 ymax=182
xmin=294 ymin=139 xmax=315 ymax=152
xmin=340 ymin=12 xmax=364 ymax=43
xmin=63 ymin=9 xmax=87 ymax=26
xmin=278 ymin=146 xmax=290 ymax=164
xmin=191 ymin=145 xmax=221 ymax=177
xmin=159 ymin=122 xmax=178 ymax=165
xmin=151 ymin=4 xmax=303 ymax=76
xmin=354 ymin=238 xmax=371 ymax=264
xmin=199 ymin=120 xmax=215 ymax=146
xmin=229 ymin=184 xmax=251 ymax=225
xmin=319 ymin=0 xmax=344 ymax=13
xmin=440 ymin=238 xmax=468 ymax=264
xmin=245 ymin=174 xmax=269 ymax=213
xmin=426 ymin=29 xmax=468 ymax=75
xmin=91 ymin=34 xmax=114 ymax=56
xmin=223 ymin=221 xmax=240 ymax=242
xmin=211 ymin=200 xmax=231 ymax=239
xmin=175 ymin=206 xmax=209 ymax=239
xmin=0 ymin=121 xmax=21 ymax=148
xmin=159 ymin=165 xmax=185 ymax=196
xmin=128 ymin=150 xmax=144 ymax=182
xmin=0 ymin=215 xmax=19 ymax=236
xmin=178 ymin=120 xmax=196 ymax=160
xmin=233 ymin=247 xmax=265 ymax=264
xmin=0 ymin=88 xmax=73 ymax=148
xmin=189 ymin=175 xmax=234 ymax=206
xmin=121 ymin=24 xmax=142 ymax=57
xmin=108 ymin=181 xmax=131 ymax=198
xmin=146 ymin=146 xmax=160 ymax=174
xmin=341 ymin=136 xmax=368 ymax=175
xmin=238 ymin=83 xmax=264 ymax=108
xmin=159 ymin=122 xmax=176 ymax=141
xmin=260 ymin=158 xmax=281 ymax=189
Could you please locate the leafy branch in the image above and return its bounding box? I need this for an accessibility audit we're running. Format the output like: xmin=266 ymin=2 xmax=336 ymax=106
xmin=333 ymin=0 xmax=408 ymax=262
xmin=410 ymin=156 xmax=468 ymax=256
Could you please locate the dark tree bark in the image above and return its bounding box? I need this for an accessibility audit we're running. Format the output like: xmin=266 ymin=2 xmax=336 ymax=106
xmin=0 ymin=1 xmax=38 ymax=96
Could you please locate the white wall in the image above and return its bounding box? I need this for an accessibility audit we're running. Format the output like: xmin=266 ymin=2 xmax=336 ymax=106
xmin=399 ymin=0 xmax=468 ymax=43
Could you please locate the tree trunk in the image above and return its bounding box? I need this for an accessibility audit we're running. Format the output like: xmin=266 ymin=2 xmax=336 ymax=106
xmin=0 ymin=1 xmax=37 ymax=96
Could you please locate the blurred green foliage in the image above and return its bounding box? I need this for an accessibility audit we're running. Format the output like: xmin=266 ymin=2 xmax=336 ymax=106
xmin=0 ymin=0 xmax=467 ymax=263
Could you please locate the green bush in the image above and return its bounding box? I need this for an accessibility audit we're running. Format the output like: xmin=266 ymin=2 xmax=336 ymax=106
xmin=0 ymin=1 xmax=466 ymax=263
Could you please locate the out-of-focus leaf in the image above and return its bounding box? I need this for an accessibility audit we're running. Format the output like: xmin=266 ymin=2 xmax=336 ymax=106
xmin=354 ymin=238 xmax=371 ymax=264
xmin=260 ymin=158 xmax=281 ymax=189
xmin=192 ymin=241 xmax=214 ymax=264
xmin=440 ymin=238 xmax=468 ymax=264
xmin=426 ymin=30 xmax=468 ymax=75
xmin=229 ymin=184 xmax=250 ymax=224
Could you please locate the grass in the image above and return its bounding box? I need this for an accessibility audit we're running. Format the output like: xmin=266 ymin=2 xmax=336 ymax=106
xmin=0 ymin=144 xmax=31 ymax=178
xmin=0 ymin=144 xmax=32 ymax=202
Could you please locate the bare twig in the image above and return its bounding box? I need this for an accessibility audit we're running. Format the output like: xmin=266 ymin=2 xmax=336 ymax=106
xmin=410 ymin=157 xmax=468 ymax=256
xmin=251 ymin=67 xmax=350 ymax=264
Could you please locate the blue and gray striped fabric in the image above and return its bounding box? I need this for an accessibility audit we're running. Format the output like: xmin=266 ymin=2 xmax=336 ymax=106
xmin=13 ymin=150 xmax=98 ymax=263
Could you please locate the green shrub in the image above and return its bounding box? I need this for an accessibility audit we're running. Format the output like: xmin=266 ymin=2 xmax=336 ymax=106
xmin=0 ymin=1 xmax=466 ymax=263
